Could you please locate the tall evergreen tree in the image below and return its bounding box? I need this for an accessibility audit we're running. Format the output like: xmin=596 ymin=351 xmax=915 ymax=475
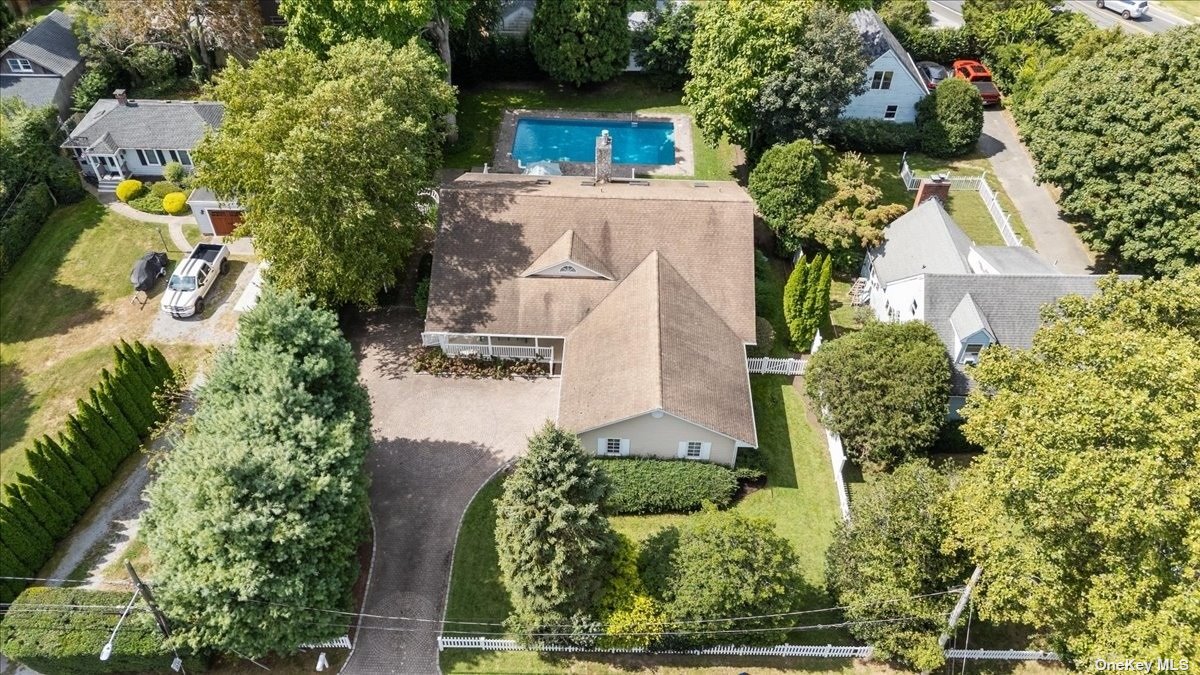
xmin=91 ymin=388 xmax=139 ymax=450
xmin=9 ymin=478 xmax=72 ymax=538
xmin=495 ymin=422 xmax=616 ymax=641
xmin=60 ymin=424 xmax=113 ymax=485
xmin=116 ymin=342 xmax=161 ymax=402
xmin=783 ymin=256 xmax=810 ymax=350
xmin=26 ymin=440 xmax=90 ymax=514
xmin=100 ymin=369 xmax=151 ymax=436
xmin=0 ymin=508 xmax=51 ymax=569
xmin=816 ymin=255 xmax=833 ymax=334
xmin=75 ymin=401 xmax=126 ymax=467
xmin=0 ymin=501 xmax=54 ymax=561
xmin=144 ymin=343 xmax=175 ymax=384
xmin=42 ymin=435 xmax=100 ymax=496
xmin=798 ymin=253 xmax=828 ymax=348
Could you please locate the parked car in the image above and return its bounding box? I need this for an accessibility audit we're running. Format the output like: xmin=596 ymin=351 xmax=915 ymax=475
xmin=916 ymin=61 xmax=949 ymax=91
xmin=951 ymin=60 xmax=1002 ymax=106
xmin=162 ymin=243 xmax=230 ymax=318
xmin=1096 ymin=0 xmax=1149 ymax=19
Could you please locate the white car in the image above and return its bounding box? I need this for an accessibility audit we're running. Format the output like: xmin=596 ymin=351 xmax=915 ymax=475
xmin=162 ymin=243 xmax=230 ymax=318
xmin=1096 ymin=0 xmax=1149 ymax=19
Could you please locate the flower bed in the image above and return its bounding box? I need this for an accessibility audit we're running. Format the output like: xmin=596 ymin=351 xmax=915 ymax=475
xmin=405 ymin=346 xmax=548 ymax=379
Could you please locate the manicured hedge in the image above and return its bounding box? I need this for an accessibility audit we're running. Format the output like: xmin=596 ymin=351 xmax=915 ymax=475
xmin=596 ymin=458 xmax=738 ymax=515
xmin=0 ymin=587 xmax=205 ymax=674
xmin=0 ymin=341 xmax=175 ymax=604
xmin=828 ymin=118 xmax=921 ymax=154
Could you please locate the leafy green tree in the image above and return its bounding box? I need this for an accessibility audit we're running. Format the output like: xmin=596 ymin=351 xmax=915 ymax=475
xmin=806 ymin=321 xmax=949 ymax=471
xmin=529 ymin=0 xmax=630 ymax=86
xmin=195 ymin=40 xmax=454 ymax=306
xmin=631 ymin=1 xmax=697 ymax=89
xmin=949 ymin=272 xmax=1200 ymax=661
xmin=748 ymin=140 xmax=827 ymax=247
xmin=684 ymin=0 xmax=811 ymax=147
xmin=1018 ymin=27 xmax=1200 ymax=275
xmin=783 ymin=256 xmax=810 ymax=349
xmin=916 ymin=77 xmax=983 ymax=157
xmin=143 ymin=288 xmax=371 ymax=656
xmin=875 ymin=0 xmax=930 ymax=31
xmin=961 ymin=0 xmax=1055 ymax=26
xmin=495 ymin=422 xmax=616 ymax=641
xmin=661 ymin=510 xmax=806 ymax=647
xmin=795 ymin=152 xmax=908 ymax=254
xmin=827 ymin=461 xmax=969 ymax=669
xmin=755 ymin=5 xmax=870 ymax=147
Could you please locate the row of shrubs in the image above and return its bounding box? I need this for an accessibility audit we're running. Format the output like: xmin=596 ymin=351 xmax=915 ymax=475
xmin=406 ymin=346 xmax=548 ymax=379
xmin=116 ymin=175 xmax=189 ymax=216
xmin=830 ymin=77 xmax=984 ymax=159
xmin=0 ymin=341 xmax=175 ymax=604
xmin=0 ymin=587 xmax=204 ymax=674
xmin=595 ymin=455 xmax=770 ymax=515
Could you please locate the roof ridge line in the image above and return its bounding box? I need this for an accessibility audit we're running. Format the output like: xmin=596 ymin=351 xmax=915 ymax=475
xmin=651 ymin=250 xmax=665 ymax=413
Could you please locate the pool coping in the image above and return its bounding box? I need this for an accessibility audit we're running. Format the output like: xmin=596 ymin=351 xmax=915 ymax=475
xmin=492 ymin=109 xmax=695 ymax=178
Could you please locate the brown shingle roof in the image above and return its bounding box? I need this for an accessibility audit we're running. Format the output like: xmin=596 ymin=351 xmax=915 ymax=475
xmin=521 ymin=229 xmax=613 ymax=278
xmin=425 ymin=174 xmax=756 ymax=342
xmin=558 ymin=251 xmax=756 ymax=445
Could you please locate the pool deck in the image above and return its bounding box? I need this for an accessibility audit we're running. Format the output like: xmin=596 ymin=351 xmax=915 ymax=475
xmin=491 ymin=109 xmax=695 ymax=178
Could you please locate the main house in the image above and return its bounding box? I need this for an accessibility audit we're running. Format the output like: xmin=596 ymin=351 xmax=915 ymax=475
xmin=61 ymin=91 xmax=223 ymax=191
xmin=859 ymin=180 xmax=1120 ymax=417
xmin=0 ymin=10 xmax=83 ymax=121
xmin=843 ymin=9 xmax=927 ymax=124
xmin=423 ymin=173 xmax=758 ymax=466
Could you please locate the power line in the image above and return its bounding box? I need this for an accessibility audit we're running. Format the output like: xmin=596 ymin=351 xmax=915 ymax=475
xmin=0 ymin=575 xmax=131 ymax=586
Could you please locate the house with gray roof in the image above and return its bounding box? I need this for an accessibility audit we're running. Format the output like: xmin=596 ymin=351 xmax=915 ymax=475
xmin=0 ymin=10 xmax=84 ymax=121
xmin=842 ymin=9 xmax=927 ymax=124
xmin=861 ymin=191 xmax=1119 ymax=417
xmin=61 ymin=91 xmax=224 ymax=192
xmin=423 ymin=172 xmax=757 ymax=466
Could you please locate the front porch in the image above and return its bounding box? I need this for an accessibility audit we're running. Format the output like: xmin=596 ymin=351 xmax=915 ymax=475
xmin=63 ymin=132 xmax=130 ymax=191
xmin=421 ymin=332 xmax=564 ymax=374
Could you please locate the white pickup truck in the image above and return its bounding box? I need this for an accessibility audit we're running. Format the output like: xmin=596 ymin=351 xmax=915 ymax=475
xmin=161 ymin=243 xmax=230 ymax=318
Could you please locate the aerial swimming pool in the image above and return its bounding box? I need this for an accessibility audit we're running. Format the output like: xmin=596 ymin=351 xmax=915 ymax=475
xmin=511 ymin=118 xmax=676 ymax=166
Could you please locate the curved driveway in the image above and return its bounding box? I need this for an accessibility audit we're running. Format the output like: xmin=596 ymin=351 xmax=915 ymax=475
xmin=342 ymin=310 xmax=559 ymax=674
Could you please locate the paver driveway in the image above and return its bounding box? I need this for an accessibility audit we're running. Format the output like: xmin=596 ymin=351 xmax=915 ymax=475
xmin=342 ymin=310 xmax=560 ymax=675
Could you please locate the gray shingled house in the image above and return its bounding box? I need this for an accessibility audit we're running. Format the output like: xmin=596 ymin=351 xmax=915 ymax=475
xmin=423 ymin=173 xmax=758 ymax=466
xmin=0 ymin=10 xmax=84 ymax=121
xmin=61 ymin=92 xmax=224 ymax=191
xmin=859 ymin=183 xmax=1125 ymax=417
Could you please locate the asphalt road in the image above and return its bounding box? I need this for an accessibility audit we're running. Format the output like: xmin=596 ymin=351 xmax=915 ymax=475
xmin=927 ymin=0 xmax=1192 ymax=33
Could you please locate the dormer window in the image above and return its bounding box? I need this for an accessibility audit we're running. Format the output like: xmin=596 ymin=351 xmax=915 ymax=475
xmin=961 ymin=343 xmax=984 ymax=365
xmin=559 ymin=265 xmax=576 ymax=273
xmin=7 ymin=58 xmax=34 ymax=73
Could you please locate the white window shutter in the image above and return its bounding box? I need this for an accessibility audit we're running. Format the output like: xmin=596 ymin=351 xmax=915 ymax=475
xmin=619 ymin=439 xmax=630 ymax=456
xmin=677 ymin=442 xmax=688 ymax=459
xmin=699 ymin=442 xmax=711 ymax=461
xmin=597 ymin=438 xmax=608 ymax=455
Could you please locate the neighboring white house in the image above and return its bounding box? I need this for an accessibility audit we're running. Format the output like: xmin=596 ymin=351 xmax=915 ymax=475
xmin=0 ymin=10 xmax=84 ymax=121
xmin=842 ymin=9 xmax=927 ymax=124
xmin=61 ymin=91 xmax=223 ymax=191
xmin=860 ymin=187 xmax=1123 ymax=418
xmin=423 ymin=173 xmax=758 ymax=466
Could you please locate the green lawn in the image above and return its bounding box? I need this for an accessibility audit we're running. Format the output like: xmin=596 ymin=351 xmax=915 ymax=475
xmin=441 ymin=376 xmax=848 ymax=673
xmin=0 ymin=198 xmax=205 ymax=485
xmin=1158 ymin=0 xmax=1200 ymax=20
xmin=863 ymin=153 xmax=1034 ymax=248
xmin=446 ymin=76 xmax=737 ymax=181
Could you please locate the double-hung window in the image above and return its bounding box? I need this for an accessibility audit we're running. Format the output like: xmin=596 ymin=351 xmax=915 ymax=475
xmin=168 ymin=150 xmax=193 ymax=166
xmin=7 ymin=58 xmax=34 ymax=73
xmin=885 ymin=105 xmax=899 ymax=120
xmin=871 ymin=70 xmax=893 ymax=90
xmin=136 ymin=149 xmax=167 ymax=166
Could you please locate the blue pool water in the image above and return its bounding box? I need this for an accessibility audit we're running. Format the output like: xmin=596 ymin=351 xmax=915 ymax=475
xmin=511 ymin=118 xmax=676 ymax=165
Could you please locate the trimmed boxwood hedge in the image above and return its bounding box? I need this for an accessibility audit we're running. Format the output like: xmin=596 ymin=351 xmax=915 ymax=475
xmin=596 ymin=457 xmax=738 ymax=515
xmin=0 ymin=587 xmax=205 ymax=674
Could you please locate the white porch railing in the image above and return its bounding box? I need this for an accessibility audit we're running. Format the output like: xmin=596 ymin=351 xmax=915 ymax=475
xmin=437 ymin=638 xmax=871 ymax=658
xmin=442 ymin=343 xmax=552 ymax=361
xmin=747 ymin=357 xmax=807 ymax=375
xmin=945 ymin=649 xmax=1060 ymax=661
xmin=899 ymin=153 xmax=1022 ymax=247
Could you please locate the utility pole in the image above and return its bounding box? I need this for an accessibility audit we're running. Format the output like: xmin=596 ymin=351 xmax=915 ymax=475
xmin=126 ymin=561 xmax=186 ymax=674
xmin=922 ymin=565 xmax=983 ymax=675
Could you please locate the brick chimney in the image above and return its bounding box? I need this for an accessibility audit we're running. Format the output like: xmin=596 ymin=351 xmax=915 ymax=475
xmin=113 ymin=89 xmax=128 ymax=106
xmin=594 ymin=130 xmax=612 ymax=184
xmin=914 ymin=174 xmax=951 ymax=208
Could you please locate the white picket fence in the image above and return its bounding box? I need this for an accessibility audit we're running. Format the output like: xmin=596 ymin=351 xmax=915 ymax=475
xmin=945 ymin=649 xmax=1060 ymax=661
xmin=437 ymin=638 xmax=871 ymax=658
xmin=899 ymin=154 xmax=1021 ymax=247
xmin=747 ymin=357 xmax=807 ymax=375
xmin=299 ymin=636 xmax=352 ymax=649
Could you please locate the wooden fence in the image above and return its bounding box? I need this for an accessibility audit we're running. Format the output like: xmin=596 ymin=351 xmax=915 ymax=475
xmin=747 ymin=357 xmax=807 ymax=375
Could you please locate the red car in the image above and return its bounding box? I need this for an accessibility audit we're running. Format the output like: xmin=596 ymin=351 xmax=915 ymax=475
xmin=951 ymin=60 xmax=1001 ymax=106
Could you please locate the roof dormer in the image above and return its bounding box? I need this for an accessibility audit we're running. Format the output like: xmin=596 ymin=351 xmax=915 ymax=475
xmin=521 ymin=230 xmax=612 ymax=279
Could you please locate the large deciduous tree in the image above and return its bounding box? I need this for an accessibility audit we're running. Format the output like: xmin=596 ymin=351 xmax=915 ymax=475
xmin=748 ymin=139 xmax=827 ymax=245
xmin=805 ymin=321 xmax=950 ymax=471
xmin=916 ymin=77 xmax=983 ymax=158
xmin=495 ymin=422 xmax=616 ymax=642
xmin=142 ymin=288 xmax=371 ymax=656
xmin=194 ymin=39 xmax=454 ymax=306
xmin=1019 ymin=27 xmax=1200 ymax=276
xmin=754 ymin=5 xmax=870 ymax=147
xmin=529 ymin=0 xmax=631 ymax=86
xmin=631 ymin=1 xmax=697 ymax=90
xmin=795 ymin=152 xmax=908 ymax=254
xmin=949 ymin=272 xmax=1200 ymax=662
xmin=827 ymin=461 xmax=971 ymax=671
